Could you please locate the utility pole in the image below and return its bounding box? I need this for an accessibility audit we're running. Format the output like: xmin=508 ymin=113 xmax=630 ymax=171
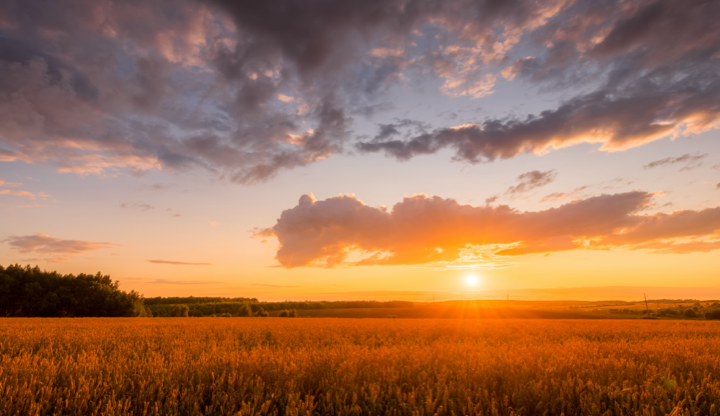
xmin=507 ymin=294 xmax=509 ymax=308
xmin=644 ymin=293 xmax=650 ymax=314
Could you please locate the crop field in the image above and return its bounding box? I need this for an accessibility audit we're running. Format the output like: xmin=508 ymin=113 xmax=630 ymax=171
xmin=1 ymin=319 xmax=720 ymax=416
xmin=267 ymin=306 xmax=617 ymax=319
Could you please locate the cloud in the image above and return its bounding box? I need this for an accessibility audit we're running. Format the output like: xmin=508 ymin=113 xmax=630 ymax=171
xmin=0 ymin=179 xmax=21 ymax=187
xmin=627 ymin=240 xmax=720 ymax=255
xmin=147 ymin=260 xmax=212 ymax=266
xmin=643 ymin=153 xmax=708 ymax=171
xmin=0 ymin=178 xmax=45 ymax=199
xmin=257 ymin=192 xmax=720 ymax=268
xmin=120 ymin=202 xmax=155 ymax=211
xmin=501 ymin=57 xmax=540 ymax=81
xmin=140 ymin=183 xmax=173 ymax=191
xmin=123 ymin=277 xmax=221 ymax=284
xmin=4 ymin=234 xmax=116 ymax=259
xmin=1 ymin=0 xmax=719 ymax=181
xmin=357 ymin=70 xmax=720 ymax=162
xmin=355 ymin=0 xmax=720 ymax=164
xmin=539 ymin=186 xmax=589 ymax=203
xmin=505 ymin=170 xmax=557 ymax=196
xmin=0 ymin=189 xmax=37 ymax=199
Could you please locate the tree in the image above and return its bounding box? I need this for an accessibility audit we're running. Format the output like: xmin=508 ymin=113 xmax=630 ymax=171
xmin=0 ymin=264 xmax=145 ymax=317
xmin=279 ymin=309 xmax=298 ymax=317
xmin=684 ymin=309 xmax=697 ymax=318
xmin=705 ymin=310 xmax=720 ymax=320
xmin=171 ymin=304 xmax=190 ymax=317
xmin=237 ymin=303 xmax=252 ymax=317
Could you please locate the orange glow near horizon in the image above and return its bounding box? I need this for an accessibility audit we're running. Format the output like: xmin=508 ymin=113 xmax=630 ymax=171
xmin=2 ymin=0 xmax=720 ymax=303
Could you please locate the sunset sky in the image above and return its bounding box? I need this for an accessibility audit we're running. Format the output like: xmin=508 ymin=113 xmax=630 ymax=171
xmin=1 ymin=0 xmax=719 ymax=301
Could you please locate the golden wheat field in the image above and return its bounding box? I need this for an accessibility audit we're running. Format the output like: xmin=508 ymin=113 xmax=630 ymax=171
xmin=1 ymin=319 xmax=720 ymax=416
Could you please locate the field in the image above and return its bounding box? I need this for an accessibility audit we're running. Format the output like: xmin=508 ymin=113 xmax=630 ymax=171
xmin=2 ymin=319 xmax=720 ymax=416
xmin=266 ymin=306 xmax=617 ymax=319
xmin=264 ymin=301 xmax=718 ymax=319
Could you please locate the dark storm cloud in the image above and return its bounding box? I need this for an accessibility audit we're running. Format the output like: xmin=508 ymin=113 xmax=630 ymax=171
xmin=357 ymin=69 xmax=720 ymax=162
xmin=0 ymin=0 xmax=580 ymax=181
xmin=588 ymin=0 xmax=719 ymax=64
xmin=372 ymin=119 xmax=430 ymax=142
xmin=509 ymin=0 xmax=720 ymax=86
xmin=374 ymin=124 xmax=401 ymax=141
xmin=206 ymin=0 xmax=570 ymax=80
xmin=0 ymin=0 xmax=719 ymax=180
xmin=359 ymin=0 xmax=720 ymax=163
xmin=0 ymin=35 xmax=99 ymax=101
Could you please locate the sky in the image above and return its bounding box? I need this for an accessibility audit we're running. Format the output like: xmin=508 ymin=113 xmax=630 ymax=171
xmin=1 ymin=0 xmax=719 ymax=301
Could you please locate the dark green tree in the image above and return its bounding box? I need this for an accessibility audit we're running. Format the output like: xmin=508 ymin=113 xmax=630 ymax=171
xmin=237 ymin=303 xmax=252 ymax=317
xmin=171 ymin=304 xmax=190 ymax=317
xmin=278 ymin=309 xmax=298 ymax=317
xmin=0 ymin=264 xmax=146 ymax=317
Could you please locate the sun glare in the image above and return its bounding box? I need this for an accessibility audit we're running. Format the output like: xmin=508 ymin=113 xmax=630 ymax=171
xmin=466 ymin=275 xmax=478 ymax=286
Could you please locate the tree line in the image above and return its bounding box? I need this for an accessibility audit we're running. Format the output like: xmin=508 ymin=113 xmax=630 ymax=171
xmin=5 ymin=264 xmax=719 ymax=320
xmin=0 ymin=264 xmax=412 ymax=318
xmin=0 ymin=264 xmax=148 ymax=317
xmin=144 ymin=296 xmax=258 ymax=305
xmin=147 ymin=302 xmax=270 ymax=317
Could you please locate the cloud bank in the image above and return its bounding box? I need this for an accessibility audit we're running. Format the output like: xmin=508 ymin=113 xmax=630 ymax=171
xmin=257 ymin=192 xmax=720 ymax=268
xmin=0 ymin=0 xmax=718 ymax=180
xmin=357 ymin=0 xmax=720 ymax=163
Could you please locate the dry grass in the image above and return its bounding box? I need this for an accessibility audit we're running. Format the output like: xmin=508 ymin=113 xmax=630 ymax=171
xmin=1 ymin=318 xmax=720 ymax=415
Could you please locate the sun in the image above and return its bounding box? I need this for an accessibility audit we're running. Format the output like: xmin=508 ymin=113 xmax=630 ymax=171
xmin=466 ymin=275 xmax=478 ymax=286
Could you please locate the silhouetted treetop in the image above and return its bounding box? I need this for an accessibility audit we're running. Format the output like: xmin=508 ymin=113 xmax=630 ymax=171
xmin=0 ymin=264 xmax=148 ymax=317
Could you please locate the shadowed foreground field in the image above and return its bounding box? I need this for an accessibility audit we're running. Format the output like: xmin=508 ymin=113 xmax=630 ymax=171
xmin=2 ymin=319 xmax=720 ymax=416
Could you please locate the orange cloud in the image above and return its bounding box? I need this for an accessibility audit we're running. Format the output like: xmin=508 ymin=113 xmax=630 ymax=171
xmin=0 ymin=179 xmax=22 ymax=187
xmin=601 ymin=207 xmax=720 ymax=247
xmin=539 ymin=186 xmax=589 ymax=203
xmin=4 ymin=233 xmax=117 ymax=261
xmin=258 ymin=192 xmax=720 ymax=268
xmin=0 ymin=189 xmax=37 ymax=199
